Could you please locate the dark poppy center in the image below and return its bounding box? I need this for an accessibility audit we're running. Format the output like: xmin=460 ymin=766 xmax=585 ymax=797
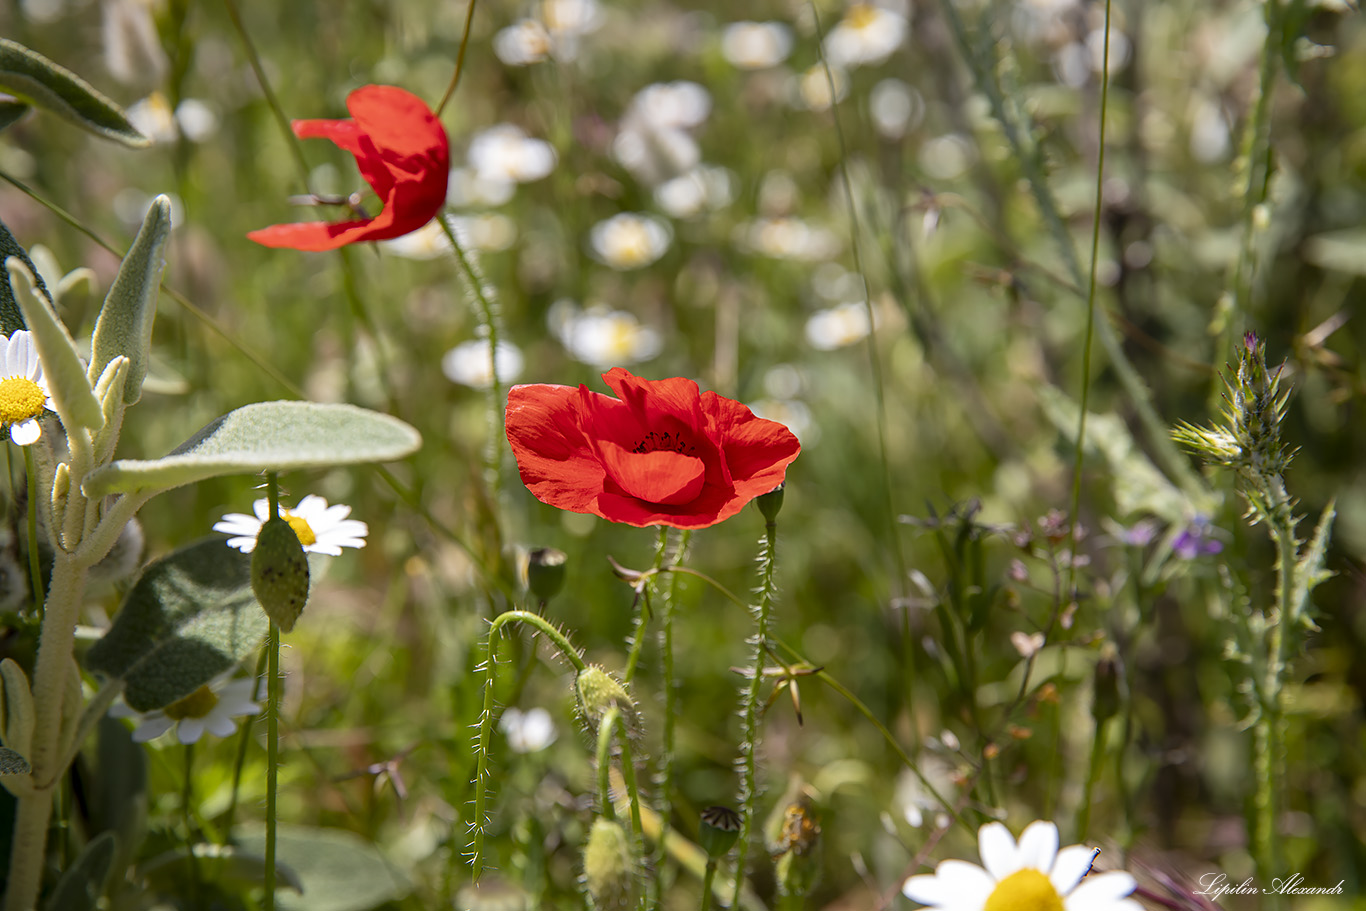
xmin=632 ymin=430 xmax=697 ymax=457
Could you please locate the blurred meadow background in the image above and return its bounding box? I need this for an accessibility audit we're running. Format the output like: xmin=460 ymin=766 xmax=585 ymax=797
xmin=1 ymin=0 xmax=1364 ymax=908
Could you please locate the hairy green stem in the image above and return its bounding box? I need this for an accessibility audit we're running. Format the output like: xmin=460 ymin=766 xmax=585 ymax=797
xmin=264 ymin=475 xmax=282 ymax=911
xmin=22 ymin=445 xmax=43 ymax=614
xmin=654 ymin=529 xmax=688 ymax=898
xmin=731 ymin=518 xmax=779 ymax=905
xmin=1255 ymin=519 xmax=1295 ymax=911
xmin=596 ymin=707 xmax=620 ymax=821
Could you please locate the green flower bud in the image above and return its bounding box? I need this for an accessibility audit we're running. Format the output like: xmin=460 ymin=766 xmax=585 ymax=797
xmin=526 ymin=547 xmax=567 ymax=603
xmin=251 ymin=516 xmax=311 ymax=632
xmin=575 ymin=665 xmax=637 ymax=735
xmin=756 ymin=483 xmax=785 ymax=523
xmin=698 ymin=805 xmax=741 ymax=859
xmin=583 ymin=818 xmax=635 ymax=911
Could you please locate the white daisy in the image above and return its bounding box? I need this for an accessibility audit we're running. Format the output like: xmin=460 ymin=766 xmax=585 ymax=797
xmin=213 ymin=494 xmax=368 ymax=556
xmin=721 ymin=21 xmax=794 ymax=70
xmin=588 ymin=213 xmax=672 ymax=270
xmin=494 ymin=19 xmax=553 ymax=66
xmin=612 ymin=82 xmax=711 ymax=185
xmin=902 ymin=820 xmax=1140 ymax=911
xmin=442 ymin=339 xmax=525 ymax=389
xmin=110 ymin=676 xmax=261 ymax=745
xmin=823 ymin=3 xmax=908 ymax=69
xmin=549 ymin=301 xmax=662 ymax=367
xmin=0 ymin=330 xmax=55 ymax=446
xmin=805 ymin=302 xmax=873 ymax=351
xmin=499 ymin=707 xmax=558 ymax=753
xmin=468 ymin=124 xmax=557 ymax=191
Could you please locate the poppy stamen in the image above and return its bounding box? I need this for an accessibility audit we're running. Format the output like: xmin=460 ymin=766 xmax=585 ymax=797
xmin=632 ymin=430 xmax=696 ymax=456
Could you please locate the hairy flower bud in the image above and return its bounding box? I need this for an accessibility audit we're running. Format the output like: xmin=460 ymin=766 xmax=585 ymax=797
xmin=251 ymin=516 xmax=311 ymax=632
xmin=756 ymin=483 xmax=785 ymax=523
xmin=575 ymin=665 xmax=637 ymax=735
xmin=526 ymin=547 xmax=567 ymax=603
xmin=582 ymin=818 xmax=635 ymax=911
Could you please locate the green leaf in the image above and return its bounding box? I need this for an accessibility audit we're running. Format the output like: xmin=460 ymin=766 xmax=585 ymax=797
xmin=1292 ymin=499 xmax=1336 ymax=632
xmin=0 ymin=38 xmax=148 ymax=147
xmin=84 ymin=538 xmax=268 ymax=712
xmin=5 ymin=259 xmax=105 ymax=432
xmin=141 ymin=842 xmax=304 ymax=896
xmin=43 ymin=832 xmax=116 ymax=911
xmin=88 ymin=196 xmax=170 ymax=405
xmin=1303 ymin=229 xmax=1366 ymax=277
xmin=238 ymin=825 xmax=411 ymax=911
xmin=0 ymin=747 xmax=29 ymax=776
xmin=0 ymin=100 xmax=28 ymax=132
xmin=82 ymin=401 xmax=422 ymax=498
xmin=82 ymin=716 xmax=147 ymax=880
xmin=0 ymin=216 xmax=47 ymax=337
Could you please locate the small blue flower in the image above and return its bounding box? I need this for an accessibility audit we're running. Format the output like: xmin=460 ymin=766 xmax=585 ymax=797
xmin=1173 ymin=516 xmax=1223 ymax=559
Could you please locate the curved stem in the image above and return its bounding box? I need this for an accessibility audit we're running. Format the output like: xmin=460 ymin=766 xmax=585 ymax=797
xmin=264 ymin=475 xmax=281 ymax=911
xmin=595 ymin=708 xmax=620 ymax=821
xmin=437 ymin=0 xmax=480 ymax=116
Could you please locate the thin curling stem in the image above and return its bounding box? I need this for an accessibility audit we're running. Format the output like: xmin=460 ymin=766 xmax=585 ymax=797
xmin=596 ymin=707 xmax=621 ymax=821
xmin=470 ymin=610 xmax=586 ymax=877
xmin=731 ymin=517 xmax=779 ymax=906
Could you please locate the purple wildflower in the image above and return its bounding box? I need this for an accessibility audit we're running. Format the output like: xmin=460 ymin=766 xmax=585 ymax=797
xmin=1173 ymin=516 xmax=1223 ymax=559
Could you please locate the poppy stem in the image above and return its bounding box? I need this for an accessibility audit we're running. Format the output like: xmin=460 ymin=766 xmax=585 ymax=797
xmin=595 ymin=707 xmax=620 ymax=822
xmin=437 ymin=0 xmax=480 ymax=116
xmin=731 ymin=517 xmax=779 ymax=905
xmin=654 ymin=528 xmax=688 ymax=900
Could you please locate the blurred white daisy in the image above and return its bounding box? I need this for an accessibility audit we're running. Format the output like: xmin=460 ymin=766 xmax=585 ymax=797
xmin=805 ymin=302 xmax=872 ymax=350
xmin=0 ymin=330 xmax=54 ymax=446
xmin=721 ymin=21 xmax=794 ymax=70
xmin=550 ymin=301 xmax=662 ymax=367
xmin=654 ymin=166 xmax=734 ymax=219
xmin=823 ymin=2 xmax=908 ymax=69
xmin=870 ymin=79 xmax=924 ymax=139
xmin=442 ymin=339 xmax=525 ymax=389
xmin=737 ymin=216 xmax=840 ymax=261
xmin=126 ymin=92 xmax=218 ymax=145
xmin=500 ymin=706 xmax=558 ymax=753
xmin=613 ymin=81 xmax=712 ymax=185
xmin=494 ymin=19 xmax=553 ymax=66
xmin=111 ymin=675 xmax=261 ymax=745
xmin=794 ymin=63 xmax=849 ymax=112
xmin=468 ymin=124 xmax=557 ymax=194
xmin=214 ymin=494 xmax=368 ymax=556
xmin=902 ymin=820 xmax=1139 ymax=911
xmin=382 ymin=215 xmax=516 ymax=258
xmin=542 ymin=0 xmax=603 ymax=58
xmin=589 ymin=213 xmax=672 ymax=270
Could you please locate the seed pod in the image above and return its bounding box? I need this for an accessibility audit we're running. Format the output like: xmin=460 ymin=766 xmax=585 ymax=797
xmin=699 ymin=805 xmax=742 ymax=859
xmin=526 ymin=547 xmax=567 ymax=603
xmin=582 ymin=818 xmax=635 ymax=911
xmin=756 ymin=483 xmax=785 ymax=522
xmin=251 ymin=516 xmax=311 ymax=632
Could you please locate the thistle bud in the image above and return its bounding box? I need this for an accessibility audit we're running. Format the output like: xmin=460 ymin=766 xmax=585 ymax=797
xmin=756 ymin=483 xmax=785 ymax=523
xmin=582 ymin=818 xmax=635 ymax=911
xmin=251 ymin=516 xmax=311 ymax=632
xmin=526 ymin=547 xmax=567 ymax=603
xmin=575 ymin=665 xmax=637 ymax=735
xmin=698 ymin=805 xmax=741 ymax=859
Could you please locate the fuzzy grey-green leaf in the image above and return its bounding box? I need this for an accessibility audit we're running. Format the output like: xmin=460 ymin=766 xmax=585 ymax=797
xmin=0 ymin=100 xmax=28 ymax=132
xmin=0 ymin=746 xmax=30 ymax=776
xmin=84 ymin=538 xmax=268 ymax=712
xmin=237 ymin=825 xmax=411 ymax=911
xmin=0 ymin=38 xmax=148 ymax=147
xmin=0 ymin=217 xmax=44 ymax=336
xmin=82 ymin=401 xmax=422 ymax=498
xmin=89 ymin=196 xmax=170 ymax=404
xmin=42 ymin=832 xmax=117 ymax=911
xmin=6 ymin=259 xmax=105 ymax=432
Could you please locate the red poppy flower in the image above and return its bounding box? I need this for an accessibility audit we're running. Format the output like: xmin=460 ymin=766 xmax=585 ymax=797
xmin=506 ymin=368 xmax=801 ymax=529
xmin=248 ymin=85 xmax=449 ymax=251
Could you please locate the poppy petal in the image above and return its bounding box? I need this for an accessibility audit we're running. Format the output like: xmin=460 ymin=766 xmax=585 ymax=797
xmin=506 ymin=383 xmax=606 ymax=514
xmin=598 ymin=441 xmax=706 ymax=505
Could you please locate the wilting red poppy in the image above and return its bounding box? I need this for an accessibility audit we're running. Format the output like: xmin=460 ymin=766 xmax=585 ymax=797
xmin=248 ymin=85 xmax=449 ymax=251
xmin=506 ymin=368 xmax=801 ymax=529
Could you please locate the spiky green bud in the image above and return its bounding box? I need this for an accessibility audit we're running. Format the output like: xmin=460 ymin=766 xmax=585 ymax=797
xmin=575 ymin=665 xmax=637 ymax=735
xmin=582 ymin=818 xmax=635 ymax=911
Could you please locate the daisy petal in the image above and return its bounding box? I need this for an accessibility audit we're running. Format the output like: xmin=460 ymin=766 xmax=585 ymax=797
xmin=177 ymin=718 xmax=206 ymax=744
xmin=1051 ymin=845 xmax=1097 ymax=895
xmin=133 ymin=716 xmax=174 ymax=742
xmin=224 ymin=535 xmax=258 ymax=553
xmin=1065 ymin=871 xmax=1137 ymax=909
xmin=903 ymin=859 xmax=996 ymax=908
xmin=205 ymin=713 xmax=238 ymax=738
xmin=1016 ymin=820 xmax=1059 ymax=872
xmin=10 ymin=419 xmax=41 ymax=446
xmin=978 ymin=822 xmax=1021 ymax=880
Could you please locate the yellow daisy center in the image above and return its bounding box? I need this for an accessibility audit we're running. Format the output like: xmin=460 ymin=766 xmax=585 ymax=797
xmin=984 ymin=869 xmax=1065 ymax=911
xmin=0 ymin=376 xmax=47 ymax=425
xmin=847 ymin=3 xmax=879 ymax=31
xmin=164 ymin=685 xmax=219 ymax=721
xmin=283 ymin=512 xmax=317 ymax=547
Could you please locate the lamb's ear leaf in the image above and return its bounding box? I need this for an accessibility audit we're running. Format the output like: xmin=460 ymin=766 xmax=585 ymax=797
xmin=0 ymin=217 xmax=47 ymax=337
xmin=6 ymin=259 xmax=104 ymax=431
xmin=0 ymin=747 xmax=29 ymax=777
xmin=89 ymin=195 xmax=171 ymax=403
xmin=42 ymin=832 xmax=118 ymax=911
xmin=0 ymin=100 xmax=29 ymax=132
xmin=0 ymin=38 xmax=148 ymax=147
xmin=82 ymin=401 xmax=422 ymax=498
xmin=84 ymin=538 xmax=267 ymax=712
